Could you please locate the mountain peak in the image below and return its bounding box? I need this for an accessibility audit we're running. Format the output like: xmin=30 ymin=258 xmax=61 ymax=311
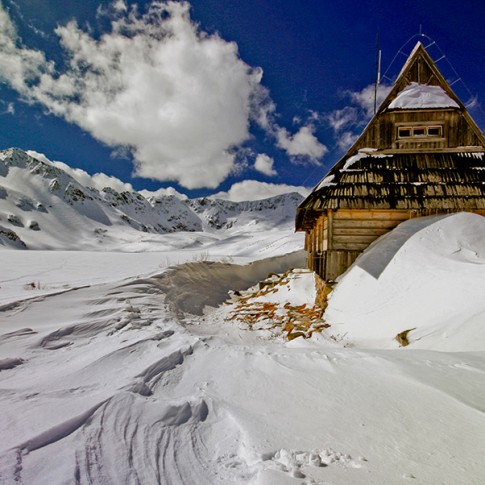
xmin=0 ymin=148 xmax=303 ymax=250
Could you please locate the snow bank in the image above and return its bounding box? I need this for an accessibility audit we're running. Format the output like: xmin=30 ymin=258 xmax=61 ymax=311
xmin=151 ymin=250 xmax=306 ymax=315
xmin=325 ymin=212 xmax=485 ymax=350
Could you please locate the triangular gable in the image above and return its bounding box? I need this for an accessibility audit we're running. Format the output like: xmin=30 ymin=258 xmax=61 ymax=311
xmin=342 ymin=41 xmax=485 ymax=158
xmin=377 ymin=42 xmax=464 ymax=112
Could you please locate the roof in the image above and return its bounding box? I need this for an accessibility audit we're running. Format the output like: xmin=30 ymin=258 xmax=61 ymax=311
xmin=296 ymin=150 xmax=485 ymax=230
xmin=296 ymin=42 xmax=485 ymax=231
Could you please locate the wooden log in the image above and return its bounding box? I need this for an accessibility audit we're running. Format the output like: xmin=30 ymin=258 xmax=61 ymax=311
xmin=333 ymin=235 xmax=381 ymax=245
xmin=333 ymin=227 xmax=390 ymax=236
xmin=324 ymin=250 xmax=362 ymax=280
xmin=332 ymin=219 xmax=404 ymax=229
xmin=331 ymin=242 xmax=369 ymax=251
xmin=335 ymin=210 xmax=410 ymax=220
xmin=327 ymin=209 xmax=334 ymax=250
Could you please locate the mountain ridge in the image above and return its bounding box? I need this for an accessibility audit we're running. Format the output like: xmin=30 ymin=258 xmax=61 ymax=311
xmin=0 ymin=148 xmax=303 ymax=250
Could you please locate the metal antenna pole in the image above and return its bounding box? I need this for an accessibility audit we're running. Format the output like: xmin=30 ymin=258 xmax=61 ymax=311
xmin=374 ymin=29 xmax=381 ymax=115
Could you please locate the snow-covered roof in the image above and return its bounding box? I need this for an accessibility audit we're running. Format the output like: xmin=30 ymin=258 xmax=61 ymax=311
xmin=388 ymin=82 xmax=459 ymax=110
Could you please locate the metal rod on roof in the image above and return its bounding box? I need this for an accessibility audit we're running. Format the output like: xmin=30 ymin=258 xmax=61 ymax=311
xmin=374 ymin=29 xmax=381 ymax=115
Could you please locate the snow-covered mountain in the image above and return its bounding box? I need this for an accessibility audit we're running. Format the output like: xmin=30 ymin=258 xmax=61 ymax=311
xmin=0 ymin=148 xmax=303 ymax=250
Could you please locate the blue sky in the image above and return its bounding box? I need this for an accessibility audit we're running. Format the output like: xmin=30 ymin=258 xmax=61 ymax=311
xmin=1 ymin=0 xmax=485 ymax=200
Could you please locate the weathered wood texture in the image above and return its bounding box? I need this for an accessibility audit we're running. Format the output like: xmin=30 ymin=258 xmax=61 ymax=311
xmin=296 ymin=152 xmax=485 ymax=231
xmin=306 ymin=210 xmax=410 ymax=280
xmin=355 ymin=110 xmax=483 ymax=151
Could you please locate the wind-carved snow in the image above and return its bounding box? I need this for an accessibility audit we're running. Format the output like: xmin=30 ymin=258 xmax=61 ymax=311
xmin=388 ymin=82 xmax=460 ymax=109
xmin=1 ymin=159 xmax=485 ymax=484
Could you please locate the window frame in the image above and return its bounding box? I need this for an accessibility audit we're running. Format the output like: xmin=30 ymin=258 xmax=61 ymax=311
xmin=397 ymin=125 xmax=443 ymax=139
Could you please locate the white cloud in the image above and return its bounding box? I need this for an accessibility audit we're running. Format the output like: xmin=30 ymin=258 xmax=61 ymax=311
xmin=112 ymin=0 xmax=128 ymax=12
xmin=0 ymin=1 xmax=327 ymax=187
xmin=212 ymin=180 xmax=309 ymax=202
xmin=325 ymin=83 xmax=391 ymax=152
xmin=0 ymin=4 xmax=51 ymax=93
xmin=139 ymin=186 xmax=188 ymax=200
xmin=27 ymin=150 xmax=135 ymax=193
xmin=0 ymin=101 xmax=14 ymax=114
xmin=326 ymin=106 xmax=358 ymax=133
xmin=0 ymin=2 xmax=266 ymax=189
xmin=276 ymin=125 xmax=327 ymax=163
xmin=254 ymin=153 xmax=277 ymax=177
xmin=347 ymin=82 xmax=391 ymax=118
xmin=336 ymin=131 xmax=358 ymax=151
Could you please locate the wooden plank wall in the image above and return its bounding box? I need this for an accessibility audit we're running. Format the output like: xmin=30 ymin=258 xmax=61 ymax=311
xmin=307 ymin=209 xmax=412 ymax=281
xmin=331 ymin=210 xmax=410 ymax=251
xmin=306 ymin=209 xmax=485 ymax=281
xmin=324 ymin=209 xmax=411 ymax=279
xmin=356 ymin=110 xmax=481 ymax=151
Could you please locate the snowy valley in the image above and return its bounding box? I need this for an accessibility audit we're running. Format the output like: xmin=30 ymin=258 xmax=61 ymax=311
xmin=0 ymin=148 xmax=485 ymax=484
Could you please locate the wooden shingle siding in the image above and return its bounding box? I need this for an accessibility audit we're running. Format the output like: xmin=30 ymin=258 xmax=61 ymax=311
xmin=296 ymin=152 xmax=485 ymax=229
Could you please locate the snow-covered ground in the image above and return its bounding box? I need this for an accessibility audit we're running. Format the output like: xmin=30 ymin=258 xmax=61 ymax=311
xmin=1 ymin=213 xmax=485 ymax=485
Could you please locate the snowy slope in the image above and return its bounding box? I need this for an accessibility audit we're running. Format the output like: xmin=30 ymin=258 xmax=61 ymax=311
xmin=1 ymin=213 xmax=485 ymax=484
xmin=325 ymin=212 xmax=485 ymax=351
xmin=0 ymin=148 xmax=303 ymax=250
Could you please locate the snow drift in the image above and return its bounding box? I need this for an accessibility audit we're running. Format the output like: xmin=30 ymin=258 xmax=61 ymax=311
xmin=325 ymin=212 xmax=485 ymax=351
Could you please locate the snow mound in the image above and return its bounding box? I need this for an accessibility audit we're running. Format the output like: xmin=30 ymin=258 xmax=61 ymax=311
xmin=325 ymin=212 xmax=485 ymax=351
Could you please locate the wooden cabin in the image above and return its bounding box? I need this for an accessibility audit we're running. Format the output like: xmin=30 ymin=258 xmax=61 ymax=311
xmin=296 ymin=42 xmax=485 ymax=284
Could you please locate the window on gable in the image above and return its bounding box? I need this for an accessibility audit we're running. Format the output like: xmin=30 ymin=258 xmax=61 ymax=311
xmin=427 ymin=127 xmax=442 ymax=136
xmin=398 ymin=125 xmax=443 ymax=139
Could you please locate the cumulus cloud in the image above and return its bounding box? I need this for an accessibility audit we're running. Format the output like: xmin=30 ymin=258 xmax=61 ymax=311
xmin=347 ymin=82 xmax=391 ymax=118
xmin=254 ymin=153 xmax=277 ymax=177
xmin=276 ymin=125 xmax=327 ymax=164
xmin=326 ymin=83 xmax=391 ymax=152
xmin=212 ymin=180 xmax=309 ymax=202
xmin=0 ymin=2 xmax=261 ymax=188
xmin=326 ymin=106 xmax=358 ymax=133
xmin=27 ymin=150 xmax=135 ymax=193
xmin=0 ymin=1 xmax=327 ymax=188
